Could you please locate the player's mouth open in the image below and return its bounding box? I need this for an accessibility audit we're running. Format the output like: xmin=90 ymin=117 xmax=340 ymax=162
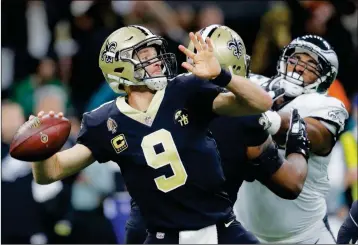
xmin=151 ymin=70 xmax=163 ymax=77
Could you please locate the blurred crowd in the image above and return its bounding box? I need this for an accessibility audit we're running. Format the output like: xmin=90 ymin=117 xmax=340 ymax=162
xmin=1 ymin=0 xmax=357 ymax=244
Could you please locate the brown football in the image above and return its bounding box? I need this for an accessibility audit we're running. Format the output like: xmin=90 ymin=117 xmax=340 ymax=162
xmin=10 ymin=114 xmax=71 ymax=162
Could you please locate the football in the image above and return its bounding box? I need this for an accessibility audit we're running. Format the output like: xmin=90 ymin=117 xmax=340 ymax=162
xmin=10 ymin=114 xmax=71 ymax=162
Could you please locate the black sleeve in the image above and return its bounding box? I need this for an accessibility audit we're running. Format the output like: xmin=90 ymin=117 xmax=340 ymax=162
xmin=240 ymin=115 xmax=269 ymax=146
xmin=187 ymin=76 xmax=225 ymax=122
xmin=242 ymin=141 xmax=284 ymax=183
xmin=250 ymin=142 xmax=285 ymax=181
xmin=77 ymin=113 xmax=110 ymax=163
xmin=351 ymin=201 xmax=358 ymax=225
xmin=337 ymin=201 xmax=358 ymax=244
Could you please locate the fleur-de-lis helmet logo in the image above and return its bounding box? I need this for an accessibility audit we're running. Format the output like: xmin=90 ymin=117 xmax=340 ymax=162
xmin=227 ymin=39 xmax=243 ymax=59
xmin=101 ymin=41 xmax=117 ymax=63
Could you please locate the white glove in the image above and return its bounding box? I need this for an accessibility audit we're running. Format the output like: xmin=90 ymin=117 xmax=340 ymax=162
xmin=259 ymin=110 xmax=282 ymax=135
xmin=265 ymin=76 xmax=304 ymax=98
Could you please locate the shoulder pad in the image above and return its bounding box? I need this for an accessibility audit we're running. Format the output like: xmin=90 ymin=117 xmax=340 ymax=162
xmin=169 ymin=72 xmax=194 ymax=83
xmin=169 ymin=72 xmax=211 ymax=92
xmin=248 ymin=73 xmax=270 ymax=86
xmin=300 ymin=94 xmax=348 ymax=134
xmin=81 ymin=100 xmax=115 ymax=128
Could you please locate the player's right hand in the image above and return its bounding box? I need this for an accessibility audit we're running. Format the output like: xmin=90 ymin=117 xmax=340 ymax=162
xmin=178 ymin=32 xmax=221 ymax=80
xmin=29 ymin=110 xmax=64 ymax=121
xmin=285 ymin=109 xmax=310 ymax=161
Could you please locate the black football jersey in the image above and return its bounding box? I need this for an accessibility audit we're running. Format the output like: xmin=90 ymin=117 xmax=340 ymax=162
xmin=209 ymin=114 xmax=269 ymax=203
xmin=77 ymin=73 xmax=234 ymax=231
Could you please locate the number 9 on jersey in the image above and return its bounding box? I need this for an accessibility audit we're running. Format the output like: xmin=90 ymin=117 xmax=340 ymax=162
xmin=141 ymin=129 xmax=188 ymax=193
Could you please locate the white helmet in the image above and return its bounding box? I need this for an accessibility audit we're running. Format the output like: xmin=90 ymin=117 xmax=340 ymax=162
xmin=276 ymin=35 xmax=338 ymax=97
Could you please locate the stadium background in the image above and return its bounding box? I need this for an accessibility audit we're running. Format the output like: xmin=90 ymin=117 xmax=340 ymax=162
xmin=1 ymin=0 xmax=357 ymax=244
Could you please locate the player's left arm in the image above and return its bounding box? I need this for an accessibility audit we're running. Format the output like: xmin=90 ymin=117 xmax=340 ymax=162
xmin=178 ymin=32 xmax=272 ymax=117
xmin=247 ymin=139 xmax=308 ymax=200
xmin=275 ymin=113 xmax=334 ymax=155
xmin=266 ymin=102 xmax=349 ymax=155
xmin=246 ymin=109 xmax=310 ymax=199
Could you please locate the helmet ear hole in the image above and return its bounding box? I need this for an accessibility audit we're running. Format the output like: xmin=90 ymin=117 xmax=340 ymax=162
xmin=317 ymin=79 xmax=331 ymax=93
xmin=114 ymin=67 xmax=124 ymax=73
xmin=118 ymin=84 xmax=124 ymax=91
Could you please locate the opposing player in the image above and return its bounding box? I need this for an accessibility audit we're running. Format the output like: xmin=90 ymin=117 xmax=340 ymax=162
xmin=237 ymin=35 xmax=349 ymax=244
xmin=125 ymin=25 xmax=311 ymax=244
xmin=29 ymin=25 xmax=273 ymax=244
xmin=193 ymin=26 xmax=310 ymax=203
xmin=337 ymin=200 xmax=358 ymax=244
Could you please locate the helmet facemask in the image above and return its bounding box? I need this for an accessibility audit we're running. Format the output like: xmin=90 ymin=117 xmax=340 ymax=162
xmin=276 ymin=39 xmax=338 ymax=97
xmin=244 ymin=54 xmax=251 ymax=78
xmin=120 ymin=36 xmax=177 ymax=91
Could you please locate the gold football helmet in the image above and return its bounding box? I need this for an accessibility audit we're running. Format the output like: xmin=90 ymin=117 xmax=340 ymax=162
xmin=99 ymin=25 xmax=177 ymax=93
xmin=187 ymin=24 xmax=251 ymax=77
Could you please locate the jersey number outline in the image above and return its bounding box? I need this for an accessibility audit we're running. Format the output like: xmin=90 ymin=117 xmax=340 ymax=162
xmin=141 ymin=129 xmax=188 ymax=193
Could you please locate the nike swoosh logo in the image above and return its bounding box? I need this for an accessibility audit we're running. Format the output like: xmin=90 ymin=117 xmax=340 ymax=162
xmin=224 ymin=220 xmax=234 ymax=228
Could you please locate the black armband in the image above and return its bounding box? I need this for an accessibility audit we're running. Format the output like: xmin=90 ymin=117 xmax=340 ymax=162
xmin=211 ymin=69 xmax=232 ymax=87
xmin=249 ymin=143 xmax=284 ymax=179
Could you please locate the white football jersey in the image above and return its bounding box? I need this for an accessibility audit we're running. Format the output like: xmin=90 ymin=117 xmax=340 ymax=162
xmin=235 ymin=93 xmax=349 ymax=243
xmin=248 ymin=73 xmax=270 ymax=86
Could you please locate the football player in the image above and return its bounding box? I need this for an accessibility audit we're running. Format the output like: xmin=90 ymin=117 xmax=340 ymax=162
xmin=337 ymin=200 xmax=358 ymax=244
xmin=125 ymin=25 xmax=311 ymax=244
xmin=29 ymin=25 xmax=273 ymax=244
xmin=237 ymin=35 xmax=350 ymax=244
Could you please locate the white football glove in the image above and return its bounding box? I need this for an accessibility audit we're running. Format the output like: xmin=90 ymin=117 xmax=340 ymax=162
xmin=259 ymin=110 xmax=282 ymax=135
xmin=264 ymin=76 xmax=304 ymax=98
xmin=249 ymin=73 xmax=285 ymax=101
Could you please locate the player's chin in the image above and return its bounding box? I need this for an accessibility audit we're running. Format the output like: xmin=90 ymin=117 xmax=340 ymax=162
xmin=151 ymin=71 xmax=164 ymax=77
xmin=131 ymin=85 xmax=154 ymax=93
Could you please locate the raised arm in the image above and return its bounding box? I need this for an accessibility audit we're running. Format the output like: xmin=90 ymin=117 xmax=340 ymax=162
xmin=212 ymin=73 xmax=273 ymax=116
xmin=178 ymin=32 xmax=272 ymax=117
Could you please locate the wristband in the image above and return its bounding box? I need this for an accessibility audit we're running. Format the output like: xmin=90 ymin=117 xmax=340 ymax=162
xmin=262 ymin=110 xmax=282 ymax=135
xmin=211 ymin=69 xmax=232 ymax=87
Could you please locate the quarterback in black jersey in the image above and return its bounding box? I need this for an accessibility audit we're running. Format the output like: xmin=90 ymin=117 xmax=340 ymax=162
xmin=28 ymin=25 xmax=273 ymax=244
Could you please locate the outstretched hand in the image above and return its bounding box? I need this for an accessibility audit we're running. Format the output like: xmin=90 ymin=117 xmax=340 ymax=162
xmin=178 ymin=32 xmax=221 ymax=80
